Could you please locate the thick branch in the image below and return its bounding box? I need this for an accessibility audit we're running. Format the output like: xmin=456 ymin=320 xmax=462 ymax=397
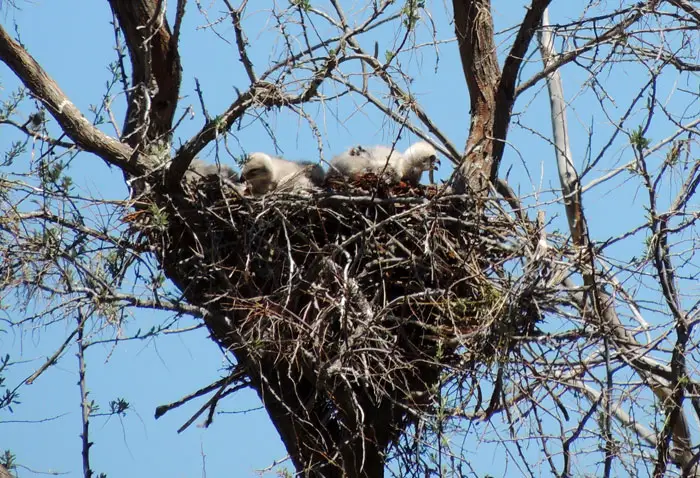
xmin=538 ymin=9 xmax=585 ymax=243
xmin=491 ymin=0 xmax=552 ymax=180
xmin=452 ymin=0 xmax=499 ymax=193
xmin=108 ymin=0 xmax=182 ymax=146
xmin=0 ymin=24 xmax=137 ymax=174
xmin=452 ymin=0 xmax=550 ymax=192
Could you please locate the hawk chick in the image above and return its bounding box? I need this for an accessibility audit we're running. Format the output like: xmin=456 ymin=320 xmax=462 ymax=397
xmin=241 ymin=152 xmax=324 ymax=195
xmin=329 ymin=141 xmax=439 ymax=185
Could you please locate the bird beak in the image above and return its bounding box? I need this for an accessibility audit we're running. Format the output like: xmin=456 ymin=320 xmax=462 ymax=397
xmin=432 ymin=156 xmax=441 ymax=168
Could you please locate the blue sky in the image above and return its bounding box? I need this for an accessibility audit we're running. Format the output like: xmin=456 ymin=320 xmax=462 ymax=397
xmin=1 ymin=1 xmax=697 ymax=477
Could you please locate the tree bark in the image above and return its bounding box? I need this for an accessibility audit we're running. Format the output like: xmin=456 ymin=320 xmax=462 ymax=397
xmin=451 ymin=0 xmax=551 ymax=194
xmin=452 ymin=0 xmax=499 ymax=194
xmin=108 ymin=0 xmax=182 ymax=148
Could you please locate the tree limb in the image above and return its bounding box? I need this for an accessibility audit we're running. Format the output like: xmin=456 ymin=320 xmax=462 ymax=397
xmin=108 ymin=0 xmax=182 ymax=147
xmin=452 ymin=0 xmax=551 ymax=193
xmin=452 ymin=0 xmax=499 ymax=194
xmin=491 ymin=0 xmax=552 ymax=180
xmin=0 ymin=23 xmax=137 ymax=174
xmin=539 ymin=8 xmax=698 ymax=475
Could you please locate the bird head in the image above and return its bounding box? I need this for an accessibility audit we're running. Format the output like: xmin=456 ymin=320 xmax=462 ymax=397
xmin=349 ymin=145 xmax=368 ymax=157
xmin=402 ymin=141 xmax=440 ymax=174
xmin=241 ymin=152 xmax=275 ymax=193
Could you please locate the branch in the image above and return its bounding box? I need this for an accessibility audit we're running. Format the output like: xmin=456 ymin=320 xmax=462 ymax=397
xmin=516 ymin=2 xmax=656 ymax=98
xmin=223 ymin=0 xmax=256 ymax=83
xmin=537 ymin=8 xmax=585 ymax=244
xmin=452 ymin=0 xmax=499 ymax=193
xmin=0 ymin=119 xmax=75 ymax=148
xmin=169 ymin=86 xmax=256 ymax=183
xmin=77 ymin=310 xmax=93 ymax=478
xmin=668 ymin=0 xmax=700 ymax=23
xmin=108 ymin=0 xmax=182 ymax=145
xmin=539 ymin=8 xmax=698 ymax=474
xmin=170 ymin=56 xmax=338 ymax=185
xmin=491 ymin=0 xmax=552 ymax=180
xmin=155 ymin=368 xmax=246 ymax=420
xmin=0 ymin=24 xmax=137 ymax=174
xmin=450 ymin=0 xmax=551 ymax=194
xmin=171 ymin=0 xmax=187 ymax=49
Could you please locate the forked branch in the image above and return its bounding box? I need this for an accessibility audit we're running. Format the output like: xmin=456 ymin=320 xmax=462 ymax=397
xmin=452 ymin=0 xmax=551 ymax=193
xmin=108 ymin=0 xmax=182 ymax=147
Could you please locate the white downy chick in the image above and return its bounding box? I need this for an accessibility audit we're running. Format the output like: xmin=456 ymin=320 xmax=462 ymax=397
xmin=181 ymin=158 xmax=246 ymax=195
xmin=329 ymin=145 xmax=402 ymax=181
xmin=394 ymin=141 xmax=440 ymax=186
xmin=241 ymin=152 xmax=323 ymax=195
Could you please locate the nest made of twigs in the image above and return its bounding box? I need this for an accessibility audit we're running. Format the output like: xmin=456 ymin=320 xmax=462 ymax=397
xmin=147 ymin=174 xmax=546 ymax=378
xmin=127 ymin=172 xmax=567 ymax=470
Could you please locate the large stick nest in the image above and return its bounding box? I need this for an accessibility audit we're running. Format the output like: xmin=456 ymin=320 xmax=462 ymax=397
xmin=138 ymin=173 xmax=560 ymax=465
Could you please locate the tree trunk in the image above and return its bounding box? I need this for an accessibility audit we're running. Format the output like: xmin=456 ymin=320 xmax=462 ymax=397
xmin=108 ymin=0 xmax=182 ymax=148
xmin=451 ymin=0 xmax=551 ymax=195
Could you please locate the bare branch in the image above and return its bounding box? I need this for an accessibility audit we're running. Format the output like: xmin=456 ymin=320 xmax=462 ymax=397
xmin=223 ymin=0 xmax=256 ymax=83
xmin=538 ymin=9 xmax=585 ymax=244
xmin=0 ymin=118 xmax=75 ymax=148
xmin=539 ymin=8 xmax=698 ymax=475
xmin=490 ymin=0 xmax=552 ymax=180
xmin=668 ymin=0 xmax=700 ymax=23
xmin=0 ymin=24 xmax=136 ymax=174
xmin=517 ymin=1 xmax=659 ymax=97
